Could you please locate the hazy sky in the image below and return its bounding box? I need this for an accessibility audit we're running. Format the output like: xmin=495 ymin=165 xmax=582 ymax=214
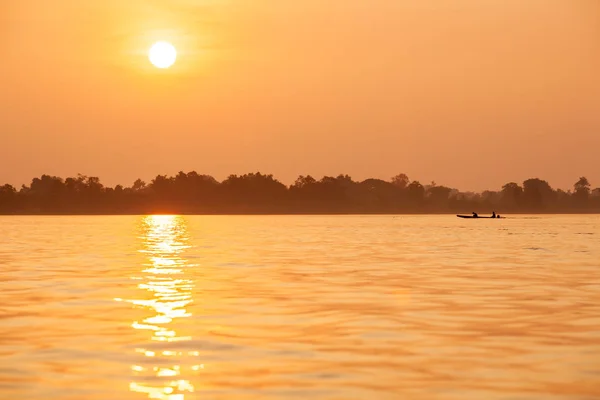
xmin=2 ymin=0 xmax=599 ymax=191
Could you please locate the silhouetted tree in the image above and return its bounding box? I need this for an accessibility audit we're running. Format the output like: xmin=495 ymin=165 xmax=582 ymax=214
xmin=501 ymin=182 xmax=523 ymax=209
xmin=221 ymin=172 xmax=287 ymax=212
xmin=554 ymin=189 xmax=572 ymax=210
xmin=172 ymin=171 xmax=219 ymax=211
xmin=0 ymin=184 xmax=17 ymax=212
xmin=26 ymin=175 xmax=66 ymax=212
xmin=427 ymin=185 xmax=453 ymax=210
xmin=391 ymin=173 xmax=409 ymax=189
xmin=522 ymin=178 xmax=554 ymax=211
xmin=358 ymin=179 xmax=397 ymax=212
xmin=407 ymin=181 xmax=425 ymax=207
xmin=1 ymin=172 xmax=598 ymax=214
xmin=132 ymin=179 xmax=147 ymax=191
xmin=290 ymin=175 xmax=319 ymax=211
xmin=292 ymin=175 xmax=317 ymax=189
xmin=573 ymin=176 xmax=591 ymax=203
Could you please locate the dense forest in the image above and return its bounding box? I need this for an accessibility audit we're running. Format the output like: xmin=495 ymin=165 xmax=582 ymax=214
xmin=0 ymin=172 xmax=599 ymax=214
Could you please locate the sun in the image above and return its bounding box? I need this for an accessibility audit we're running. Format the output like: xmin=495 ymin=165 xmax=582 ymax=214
xmin=148 ymin=41 xmax=177 ymax=69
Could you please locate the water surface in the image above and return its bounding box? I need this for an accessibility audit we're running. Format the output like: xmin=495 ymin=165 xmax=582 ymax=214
xmin=1 ymin=215 xmax=599 ymax=399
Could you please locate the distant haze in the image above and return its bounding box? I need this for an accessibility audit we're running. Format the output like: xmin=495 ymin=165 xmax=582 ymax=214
xmin=2 ymin=0 xmax=599 ymax=191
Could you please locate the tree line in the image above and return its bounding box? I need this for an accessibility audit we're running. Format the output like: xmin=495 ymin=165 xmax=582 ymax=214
xmin=0 ymin=172 xmax=599 ymax=214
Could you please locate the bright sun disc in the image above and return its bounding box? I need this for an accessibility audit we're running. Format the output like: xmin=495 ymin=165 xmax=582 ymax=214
xmin=148 ymin=41 xmax=177 ymax=69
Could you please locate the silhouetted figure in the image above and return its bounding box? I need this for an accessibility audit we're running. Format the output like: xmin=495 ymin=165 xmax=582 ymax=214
xmin=472 ymin=212 xmax=478 ymax=218
xmin=492 ymin=211 xmax=496 ymax=218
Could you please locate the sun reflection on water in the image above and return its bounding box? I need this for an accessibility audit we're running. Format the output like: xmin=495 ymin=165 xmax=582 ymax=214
xmin=122 ymin=215 xmax=198 ymax=400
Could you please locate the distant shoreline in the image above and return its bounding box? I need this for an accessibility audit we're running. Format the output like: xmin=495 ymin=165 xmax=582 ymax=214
xmin=1 ymin=172 xmax=599 ymax=215
xmin=2 ymin=211 xmax=599 ymax=217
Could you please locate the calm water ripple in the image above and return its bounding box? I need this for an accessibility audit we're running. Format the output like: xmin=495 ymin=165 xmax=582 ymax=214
xmin=0 ymin=215 xmax=599 ymax=399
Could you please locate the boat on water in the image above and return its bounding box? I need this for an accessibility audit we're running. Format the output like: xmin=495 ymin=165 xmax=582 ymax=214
xmin=456 ymin=214 xmax=505 ymax=219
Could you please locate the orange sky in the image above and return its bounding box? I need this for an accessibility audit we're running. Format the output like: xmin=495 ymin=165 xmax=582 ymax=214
xmin=2 ymin=0 xmax=599 ymax=191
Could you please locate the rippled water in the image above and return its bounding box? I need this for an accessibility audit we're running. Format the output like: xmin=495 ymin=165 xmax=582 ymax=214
xmin=1 ymin=215 xmax=599 ymax=399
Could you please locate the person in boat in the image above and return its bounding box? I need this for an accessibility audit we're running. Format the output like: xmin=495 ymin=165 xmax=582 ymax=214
xmin=491 ymin=211 xmax=496 ymax=218
xmin=472 ymin=212 xmax=478 ymax=218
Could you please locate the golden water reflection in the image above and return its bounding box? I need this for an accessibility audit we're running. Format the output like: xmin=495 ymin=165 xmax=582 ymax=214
xmin=124 ymin=215 xmax=198 ymax=400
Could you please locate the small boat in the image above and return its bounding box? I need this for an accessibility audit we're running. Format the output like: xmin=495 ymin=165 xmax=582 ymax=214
xmin=456 ymin=214 xmax=504 ymax=219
